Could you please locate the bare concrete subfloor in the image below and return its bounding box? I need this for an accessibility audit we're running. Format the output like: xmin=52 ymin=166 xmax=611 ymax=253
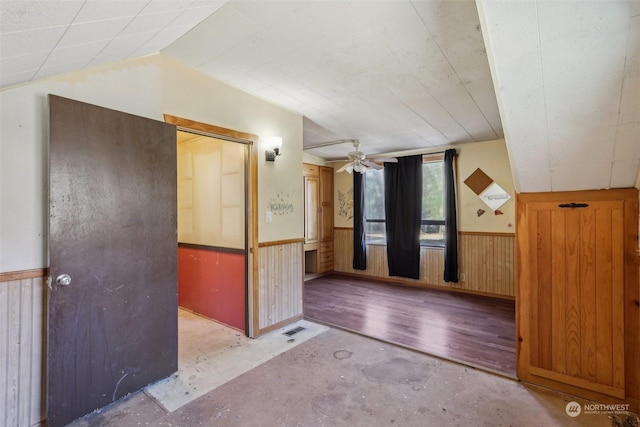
xmin=68 ymin=326 xmax=638 ymax=427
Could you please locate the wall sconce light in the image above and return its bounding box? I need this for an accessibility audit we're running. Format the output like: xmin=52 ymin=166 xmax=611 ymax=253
xmin=265 ymin=136 xmax=283 ymax=162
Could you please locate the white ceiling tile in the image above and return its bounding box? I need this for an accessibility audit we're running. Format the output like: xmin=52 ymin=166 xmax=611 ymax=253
xmin=229 ymin=0 xmax=307 ymax=28
xmin=101 ymin=32 xmax=156 ymax=57
xmin=43 ymin=40 xmax=111 ymax=68
xmin=252 ymin=86 xmax=304 ymax=112
xmin=166 ymin=4 xmax=225 ymax=28
xmin=34 ymin=57 xmax=90 ymax=80
xmin=537 ymin=1 xmax=630 ymax=47
xmin=73 ymin=0 xmax=147 ymax=23
xmin=610 ymin=159 xmax=640 ymax=188
xmin=0 ymin=51 xmax=48 ymax=76
xmin=0 ymin=0 xmax=84 ymax=33
xmin=464 ymin=77 xmax=502 ymax=137
xmin=213 ymin=72 xmax=268 ymax=93
xmin=541 ymin=19 xmax=628 ymax=86
xmin=516 ymin=169 xmax=552 ymax=193
xmin=262 ymin=7 xmax=326 ymax=50
xmin=507 ymin=133 xmax=550 ymax=174
xmin=246 ymin=63 xmax=291 ymax=87
xmin=86 ymin=52 xmax=132 ymax=68
xmin=347 ymin=1 xmax=427 ymax=48
xmin=209 ymin=31 xmax=289 ymax=74
xmin=140 ymin=0 xmax=199 ymax=16
xmin=427 ymin=83 xmax=495 ymax=141
xmin=273 ymin=81 xmax=334 ymax=110
xmin=162 ymin=5 xmax=261 ymax=65
xmin=399 ymin=92 xmax=467 ymax=141
xmin=613 ymin=122 xmax=640 ymax=161
xmin=551 ymin=163 xmax=612 ymax=192
xmin=432 ymin=4 xmax=483 ymax=45
xmin=625 ymin=16 xmax=640 ymax=77
xmin=0 ymin=27 xmax=66 ymax=58
xmin=58 ymin=17 xmax=133 ymax=48
xmin=133 ymin=44 xmax=164 ymax=58
xmin=159 ymin=27 xmax=225 ymax=64
xmin=143 ymin=25 xmax=193 ymax=48
xmin=618 ymin=74 xmax=640 ymax=124
xmin=119 ymin=11 xmax=181 ymax=37
xmin=412 ymin=0 xmax=473 ymax=33
xmin=382 ymin=74 xmax=425 ymax=97
xmin=548 ymin=126 xmax=616 ymax=168
xmin=197 ymin=60 xmax=244 ymax=83
xmin=545 ymin=82 xmax=622 ymax=133
xmin=0 ymin=69 xmax=37 ymax=88
xmin=272 ymin=46 xmax=327 ymax=79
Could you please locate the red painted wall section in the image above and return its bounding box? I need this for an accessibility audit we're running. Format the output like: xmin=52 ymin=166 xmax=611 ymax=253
xmin=178 ymin=247 xmax=245 ymax=331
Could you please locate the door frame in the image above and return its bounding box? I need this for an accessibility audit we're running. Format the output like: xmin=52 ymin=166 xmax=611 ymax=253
xmin=164 ymin=115 xmax=259 ymax=337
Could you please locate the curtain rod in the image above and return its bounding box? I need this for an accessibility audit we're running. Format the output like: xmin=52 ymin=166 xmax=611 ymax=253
xmin=375 ymin=147 xmax=457 ymax=159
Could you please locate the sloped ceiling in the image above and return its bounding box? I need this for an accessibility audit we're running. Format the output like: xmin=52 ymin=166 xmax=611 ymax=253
xmin=0 ymin=0 xmax=638 ymax=193
xmin=478 ymin=0 xmax=640 ymax=192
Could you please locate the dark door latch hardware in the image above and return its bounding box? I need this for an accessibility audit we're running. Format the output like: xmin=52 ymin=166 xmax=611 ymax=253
xmin=558 ymin=203 xmax=589 ymax=208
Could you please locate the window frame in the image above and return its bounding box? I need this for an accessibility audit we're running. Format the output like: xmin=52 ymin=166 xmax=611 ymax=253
xmin=363 ymin=154 xmax=445 ymax=248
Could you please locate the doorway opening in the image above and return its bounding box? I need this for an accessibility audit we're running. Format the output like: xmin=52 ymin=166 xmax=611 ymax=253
xmin=176 ymin=130 xmax=249 ymax=333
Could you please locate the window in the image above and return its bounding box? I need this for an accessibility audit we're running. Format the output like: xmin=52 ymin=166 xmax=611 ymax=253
xmin=364 ymin=157 xmax=445 ymax=247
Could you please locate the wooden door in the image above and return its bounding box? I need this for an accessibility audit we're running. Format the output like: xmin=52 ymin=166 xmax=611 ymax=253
xmin=517 ymin=196 xmax=625 ymax=398
xmin=319 ymin=166 xmax=334 ymax=242
xmin=48 ymin=95 xmax=177 ymax=426
xmin=305 ymin=176 xmax=320 ymax=243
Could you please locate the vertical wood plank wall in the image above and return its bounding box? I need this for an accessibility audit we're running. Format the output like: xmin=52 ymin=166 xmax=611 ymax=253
xmin=0 ymin=276 xmax=44 ymax=427
xmin=257 ymin=241 xmax=304 ymax=330
xmin=334 ymin=229 xmax=514 ymax=297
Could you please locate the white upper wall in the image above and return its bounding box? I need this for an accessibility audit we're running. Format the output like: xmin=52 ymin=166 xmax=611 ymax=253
xmin=0 ymin=54 xmax=303 ymax=272
xmin=331 ymin=139 xmax=516 ymax=233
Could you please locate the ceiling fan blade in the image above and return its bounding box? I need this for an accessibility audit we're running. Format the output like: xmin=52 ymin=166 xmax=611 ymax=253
xmin=336 ymin=163 xmax=354 ymax=173
xmin=362 ymin=160 xmax=383 ymax=170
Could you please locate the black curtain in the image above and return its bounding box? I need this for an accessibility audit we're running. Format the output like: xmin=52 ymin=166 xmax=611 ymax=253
xmin=384 ymin=155 xmax=422 ymax=279
xmin=353 ymin=171 xmax=367 ymax=270
xmin=443 ymin=149 xmax=459 ymax=282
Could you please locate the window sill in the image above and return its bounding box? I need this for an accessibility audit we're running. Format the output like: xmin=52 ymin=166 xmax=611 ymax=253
xmin=365 ymin=241 xmax=445 ymax=249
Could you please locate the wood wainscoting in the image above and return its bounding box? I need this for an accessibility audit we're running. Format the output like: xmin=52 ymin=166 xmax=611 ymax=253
xmin=334 ymin=229 xmax=514 ymax=298
xmin=0 ymin=269 xmax=45 ymax=427
xmin=256 ymin=239 xmax=304 ymax=334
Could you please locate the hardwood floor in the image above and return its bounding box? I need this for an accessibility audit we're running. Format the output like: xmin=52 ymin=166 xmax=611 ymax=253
xmin=303 ymin=274 xmax=516 ymax=376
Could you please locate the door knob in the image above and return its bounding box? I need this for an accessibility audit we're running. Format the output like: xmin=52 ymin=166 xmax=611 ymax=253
xmin=56 ymin=274 xmax=72 ymax=286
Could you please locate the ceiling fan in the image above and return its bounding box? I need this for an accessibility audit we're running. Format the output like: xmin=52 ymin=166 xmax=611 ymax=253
xmin=334 ymin=140 xmax=398 ymax=174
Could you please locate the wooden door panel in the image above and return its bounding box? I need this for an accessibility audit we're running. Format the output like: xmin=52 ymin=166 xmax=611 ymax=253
xmin=565 ymin=209 xmax=581 ymax=378
xmin=521 ymin=199 xmax=625 ymax=398
xmin=579 ymin=208 xmax=597 ymax=382
xmin=48 ymin=95 xmax=177 ymax=426
xmin=305 ymin=177 xmax=319 ymax=243
xmin=550 ymin=209 xmax=566 ymax=374
xmin=536 ymin=209 xmax=553 ymax=371
xmin=319 ymin=166 xmax=334 ymax=242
